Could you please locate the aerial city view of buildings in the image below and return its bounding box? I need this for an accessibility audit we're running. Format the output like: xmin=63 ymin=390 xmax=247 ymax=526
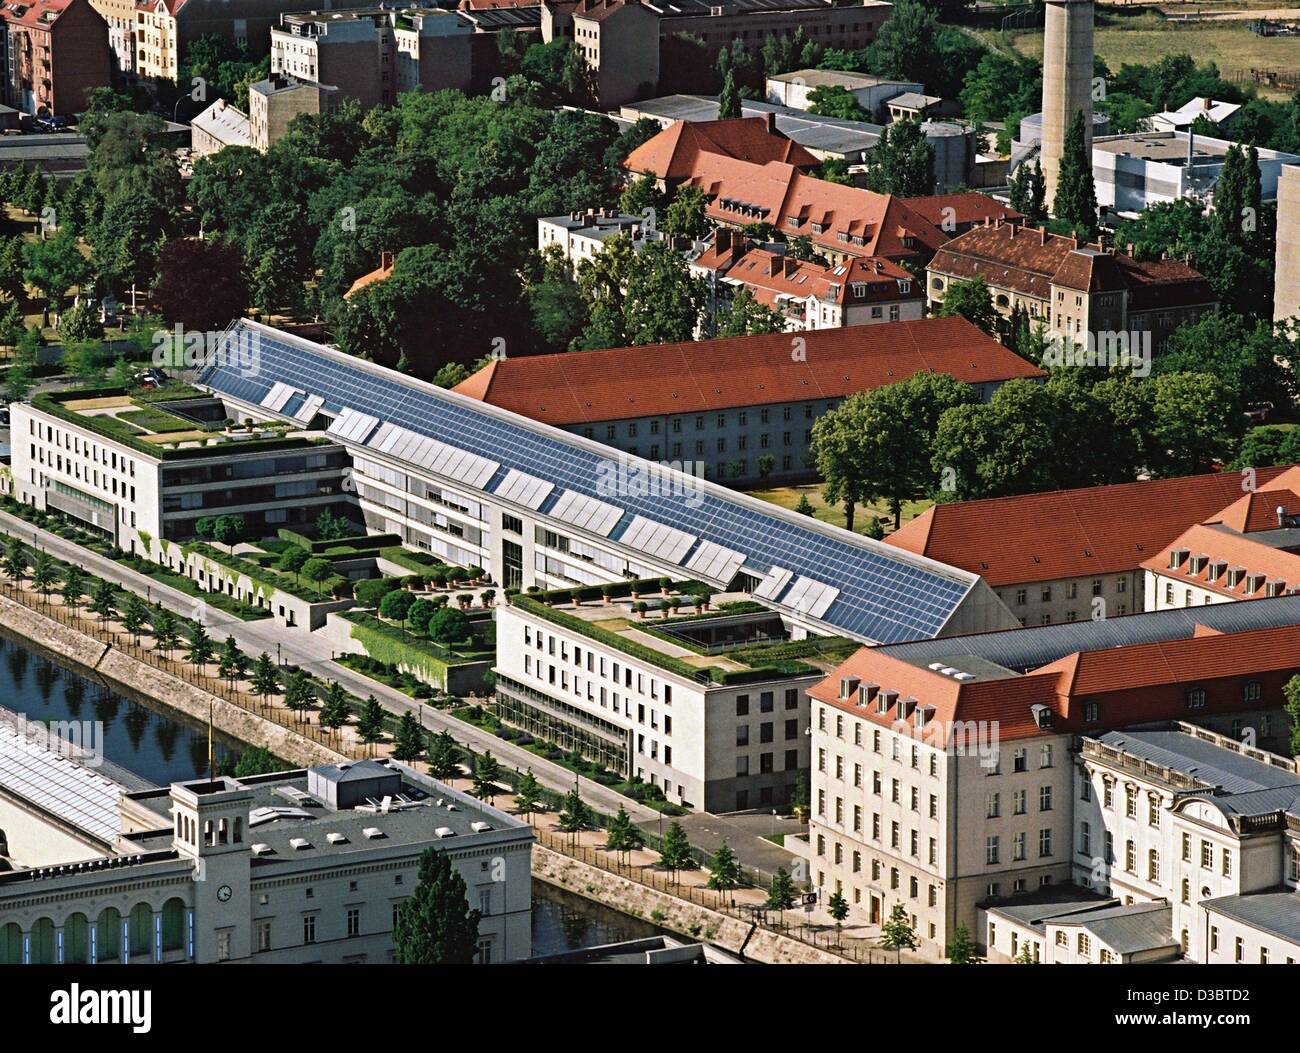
xmin=0 ymin=0 xmax=1297 ymax=987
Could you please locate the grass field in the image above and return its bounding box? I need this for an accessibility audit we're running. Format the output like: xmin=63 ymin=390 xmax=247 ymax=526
xmin=1011 ymin=11 xmax=1300 ymax=97
xmin=747 ymin=484 xmax=933 ymax=536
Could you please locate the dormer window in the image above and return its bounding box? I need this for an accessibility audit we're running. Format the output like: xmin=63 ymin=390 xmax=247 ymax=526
xmin=898 ymin=280 xmax=911 ymax=294
xmin=877 ymin=689 xmax=897 ymax=714
xmin=839 ymin=676 xmax=860 ymax=700
xmin=850 ymin=281 xmax=867 ymax=298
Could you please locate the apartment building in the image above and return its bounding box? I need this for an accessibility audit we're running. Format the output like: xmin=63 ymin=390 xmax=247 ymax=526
xmin=537 ymin=208 xmax=664 ymax=270
xmin=270 ymin=5 xmax=514 ymax=109
xmin=927 ymin=220 xmax=1218 ymax=350
xmin=1144 ymin=466 xmax=1300 ymax=611
xmin=886 ymin=467 xmax=1291 ymax=626
xmin=1074 ymin=725 xmax=1300 ymax=964
xmin=543 ymin=0 xmax=892 ymax=109
xmin=10 ymin=387 xmax=352 ymax=555
xmin=802 ymin=598 xmax=1300 ymax=956
xmin=692 ymin=230 xmax=925 ymax=332
xmin=197 ymin=320 xmax=1020 ymax=647
xmin=0 ymin=751 xmax=533 ymax=964
xmin=495 ymin=584 xmax=827 ymax=811
xmin=0 ymin=0 xmax=111 ymax=117
xmin=452 ymin=315 xmax=1043 ymax=487
xmin=628 ymin=122 xmax=1018 ymax=266
xmin=248 ymin=74 xmax=337 ymax=151
xmin=89 ymin=0 xmax=134 ymax=75
xmin=190 ymin=97 xmax=251 ymax=156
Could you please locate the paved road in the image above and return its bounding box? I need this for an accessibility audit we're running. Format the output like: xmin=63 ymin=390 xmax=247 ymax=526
xmin=0 ymin=511 xmax=807 ymax=875
xmin=0 ymin=509 xmax=659 ymax=824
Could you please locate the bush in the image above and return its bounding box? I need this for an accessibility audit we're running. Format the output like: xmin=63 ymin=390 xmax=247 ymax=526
xmin=426 ymin=606 xmax=470 ymax=644
xmin=354 ymin=576 xmax=401 ymax=609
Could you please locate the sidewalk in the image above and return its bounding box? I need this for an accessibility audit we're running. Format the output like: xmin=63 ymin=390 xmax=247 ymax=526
xmin=0 ymin=510 xmax=658 ymax=823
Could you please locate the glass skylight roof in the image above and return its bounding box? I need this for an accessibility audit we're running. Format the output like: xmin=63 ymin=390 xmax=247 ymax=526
xmin=0 ymin=723 xmax=122 ymax=844
xmin=199 ymin=323 xmax=979 ymax=643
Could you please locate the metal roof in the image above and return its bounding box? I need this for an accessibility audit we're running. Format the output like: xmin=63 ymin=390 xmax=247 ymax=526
xmin=877 ymin=593 xmax=1300 ymax=673
xmin=1093 ymin=729 xmax=1300 ymax=798
xmin=0 ymin=720 xmax=122 ymax=843
xmin=198 ymin=321 xmax=993 ymax=644
xmin=1202 ymin=888 xmax=1300 ymax=945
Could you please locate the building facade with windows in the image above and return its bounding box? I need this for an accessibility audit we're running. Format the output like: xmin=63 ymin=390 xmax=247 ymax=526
xmin=453 ymin=316 xmax=1043 ymax=487
xmin=926 ymin=220 xmax=1218 ymax=351
xmin=9 ymin=391 xmax=352 ymax=556
xmin=0 ymin=0 xmax=111 ymax=117
xmin=196 ymin=320 xmax=1020 ymax=649
xmin=801 ymin=600 xmax=1300 ymax=957
xmin=0 ymin=758 xmax=533 ymax=965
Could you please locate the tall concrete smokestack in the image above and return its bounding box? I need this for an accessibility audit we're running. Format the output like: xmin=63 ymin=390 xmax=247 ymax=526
xmin=1040 ymin=0 xmax=1094 ymax=208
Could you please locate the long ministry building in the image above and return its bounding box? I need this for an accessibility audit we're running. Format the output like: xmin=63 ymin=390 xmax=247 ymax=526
xmin=192 ymin=321 xmax=1018 ymax=648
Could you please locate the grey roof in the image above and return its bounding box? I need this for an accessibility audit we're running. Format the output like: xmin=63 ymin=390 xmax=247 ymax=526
xmin=988 ymin=892 xmax=1114 ymax=932
xmin=1051 ymin=903 xmax=1177 ymax=955
xmin=1202 ymin=888 xmax=1300 ymax=945
xmin=1092 ymin=729 xmax=1300 ymax=797
xmin=888 ymin=92 xmax=940 ymax=109
xmin=312 ymin=758 xmax=397 ymax=784
xmin=133 ymin=763 xmax=526 ymax=862
xmin=0 ymin=720 xmax=122 ymax=844
xmin=767 ymin=69 xmax=915 ymax=91
xmin=877 ymin=593 xmax=1300 ymax=674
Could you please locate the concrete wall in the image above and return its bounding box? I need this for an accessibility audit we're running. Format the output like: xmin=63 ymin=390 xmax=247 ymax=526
xmin=1040 ymin=0 xmax=1094 ymax=206
xmin=1276 ymin=164 xmax=1300 ymax=325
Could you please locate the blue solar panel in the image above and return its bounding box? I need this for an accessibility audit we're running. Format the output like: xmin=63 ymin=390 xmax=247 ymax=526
xmin=200 ymin=323 xmax=979 ymax=644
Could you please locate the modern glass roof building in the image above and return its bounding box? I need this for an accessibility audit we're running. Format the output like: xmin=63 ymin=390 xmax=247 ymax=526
xmin=198 ymin=321 xmax=1017 ymax=646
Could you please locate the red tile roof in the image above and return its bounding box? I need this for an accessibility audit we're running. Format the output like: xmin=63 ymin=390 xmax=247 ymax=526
xmin=718 ymin=248 xmax=922 ymax=308
xmin=929 ymin=222 xmax=1217 ymax=304
xmin=902 ymin=193 xmax=1023 ymax=231
xmin=624 ymin=117 xmax=820 ymax=181
xmin=810 ymin=621 xmax=1300 ymax=742
xmin=886 ymin=467 xmax=1293 ymax=587
xmin=452 ymin=316 xmax=1044 ymax=425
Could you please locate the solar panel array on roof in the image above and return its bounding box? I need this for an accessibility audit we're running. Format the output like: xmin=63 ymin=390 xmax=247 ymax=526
xmin=755 ymin=565 xmax=793 ymax=601
xmin=620 ymin=515 xmax=696 ymax=564
xmin=0 ymin=724 xmax=121 ymax=843
xmin=198 ymin=321 xmax=982 ymax=643
xmin=293 ymin=393 xmax=324 ymax=424
xmin=549 ymin=489 xmax=624 ymax=537
xmin=261 ymin=381 xmax=298 ymax=413
xmin=327 ymin=408 xmax=381 ymax=444
xmin=366 ymin=422 xmax=498 ymax=489
xmin=785 ymin=576 xmax=839 ymax=618
xmin=493 ymin=467 xmax=553 ymax=510
xmin=685 ymin=539 xmax=745 ymax=582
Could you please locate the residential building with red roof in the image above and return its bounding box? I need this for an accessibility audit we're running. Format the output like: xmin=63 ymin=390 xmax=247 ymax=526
xmin=886 ymin=467 xmax=1292 ymax=626
xmin=453 ymin=315 xmax=1043 ymax=486
xmin=624 ymin=114 xmax=820 ymax=185
xmin=927 ymin=219 xmax=1218 ymax=350
xmin=800 ymin=597 xmax=1300 ymax=957
xmin=690 ymin=229 xmax=924 ymax=331
xmin=1144 ymin=466 xmax=1300 ymax=610
xmin=1 ymin=0 xmax=111 ymax=117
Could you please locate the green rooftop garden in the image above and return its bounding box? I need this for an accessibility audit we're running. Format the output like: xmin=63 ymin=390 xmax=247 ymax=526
xmin=509 ymin=584 xmax=819 ymax=686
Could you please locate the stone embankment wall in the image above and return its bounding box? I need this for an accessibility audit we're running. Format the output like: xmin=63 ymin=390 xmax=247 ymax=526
xmin=0 ymin=595 xmax=345 ymax=769
xmin=531 ymin=843 xmax=849 ymax=965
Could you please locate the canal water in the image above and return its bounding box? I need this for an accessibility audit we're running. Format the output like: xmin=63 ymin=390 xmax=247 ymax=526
xmin=0 ymin=630 xmax=241 ymax=786
xmin=0 ymin=630 xmax=653 ymax=955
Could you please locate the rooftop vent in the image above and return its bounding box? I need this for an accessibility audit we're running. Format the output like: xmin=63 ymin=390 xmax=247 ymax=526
xmin=251 ymin=843 xmax=273 ymax=856
xmin=362 ymin=827 xmax=385 ymax=840
xmin=326 ymin=832 xmax=349 ymax=845
xmin=434 ymin=827 xmax=456 ymax=839
xmin=288 ymin=837 xmax=311 ymax=851
xmin=470 ymin=821 xmax=492 ymax=833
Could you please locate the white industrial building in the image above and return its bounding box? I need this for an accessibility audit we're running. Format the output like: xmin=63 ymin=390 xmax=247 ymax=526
xmin=0 ymin=751 xmax=533 ymax=965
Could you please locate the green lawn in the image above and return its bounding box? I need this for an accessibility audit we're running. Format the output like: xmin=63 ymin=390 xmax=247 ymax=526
xmin=747 ymin=484 xmax=932 ymax=536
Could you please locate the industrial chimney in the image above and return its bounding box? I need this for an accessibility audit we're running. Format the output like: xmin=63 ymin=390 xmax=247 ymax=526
xmin=1040 ymin=0 xmax=1095 ymax=206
